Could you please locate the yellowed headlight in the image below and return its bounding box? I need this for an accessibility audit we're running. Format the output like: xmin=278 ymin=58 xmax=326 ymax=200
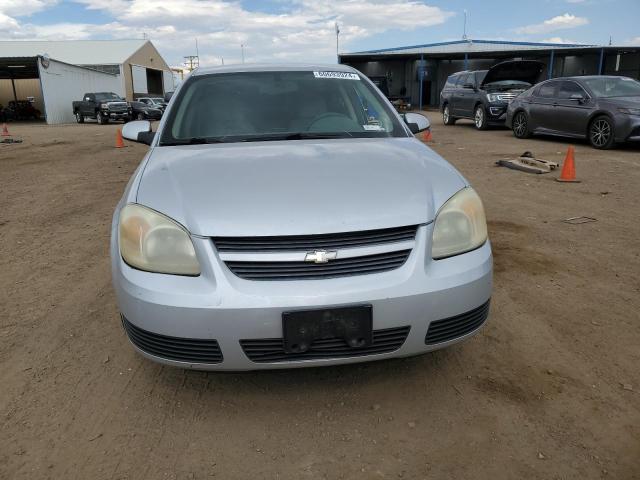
xmin=432 ymin=187 xmax=488 ymax=259
xmin=119 ymin=204 xmax=200 ymax=276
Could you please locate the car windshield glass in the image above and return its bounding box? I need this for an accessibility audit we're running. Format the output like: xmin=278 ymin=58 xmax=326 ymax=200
xmin=582 ymin=77 xmax=640 ymax=97
xmin=150 ymin=98 xmax=164 ymax=103
xmin=94 ymin=93 xmax=122 ymax=101
xmin=160 ymin=71 xmax=406 ymax=145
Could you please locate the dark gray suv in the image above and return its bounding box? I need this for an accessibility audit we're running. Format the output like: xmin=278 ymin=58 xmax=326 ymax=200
xmin=506 ymin=76 xmax=640 ymax=149
xmin=440 ymin=60 xmax=544 ymax=130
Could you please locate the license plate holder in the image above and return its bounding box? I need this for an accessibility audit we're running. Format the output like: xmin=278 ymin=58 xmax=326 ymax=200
xmin=282 ymin=305 xmax=372 ymax=354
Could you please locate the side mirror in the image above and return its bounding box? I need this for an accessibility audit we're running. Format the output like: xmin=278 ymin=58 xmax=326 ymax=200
xmin=569 ymin=93 xmax=586 ymax=103
xmin=463 ymin=83 xmax=476 ymax=90
xmin=164 ymin=91 xmax=174 ymax=103
xmin=122 ymin=120 xmax=154 ymax=145
xmin=403 ymin=112 xmax=431 ymax=134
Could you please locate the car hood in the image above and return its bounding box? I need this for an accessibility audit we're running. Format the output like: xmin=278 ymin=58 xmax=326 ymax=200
xmin=481 ymin=60 xmax=544 ymax=87
xmin=135 ymin=138 xmax=466 ymax=236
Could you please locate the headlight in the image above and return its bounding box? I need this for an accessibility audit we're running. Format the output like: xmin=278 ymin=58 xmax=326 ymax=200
xmin=487 ymin=93 xmax=506 ymax=102
xmin=432 ymin=188 xmax=487 ymax=259
xmin=100 ymin=103 xmax=108 ymax=109
xmin=118 ymin=204 xmax=200 ymax=275
xmin=618 ymin=107 xmax=640 ymax=116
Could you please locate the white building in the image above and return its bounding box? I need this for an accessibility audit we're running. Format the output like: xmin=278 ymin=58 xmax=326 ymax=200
xmin=0 ymin=39 xmax=174 ymax=124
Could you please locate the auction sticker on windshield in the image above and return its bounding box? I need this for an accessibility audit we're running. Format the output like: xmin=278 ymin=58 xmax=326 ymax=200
xmin=313 ymin=71 xmax=360 ymax=80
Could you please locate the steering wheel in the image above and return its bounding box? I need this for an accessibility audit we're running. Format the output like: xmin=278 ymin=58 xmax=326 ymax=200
xmin=307 ymin=112 xmax=358 ymax=132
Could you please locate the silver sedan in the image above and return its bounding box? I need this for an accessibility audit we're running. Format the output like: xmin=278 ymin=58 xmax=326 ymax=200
xmin=112 ymin=64 xmax=492 ymax=370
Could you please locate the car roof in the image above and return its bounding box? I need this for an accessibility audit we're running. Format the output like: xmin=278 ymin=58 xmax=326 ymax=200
xmin=193 ymin=63 xmax=358 ymax=76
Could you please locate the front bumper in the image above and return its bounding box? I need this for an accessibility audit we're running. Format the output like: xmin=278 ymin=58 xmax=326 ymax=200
xmin=486 ymin=103 xmax=508 ymax=123
xmin=111 ymin=223 xmax=493 ymax=371
xmin=104 ymin=110 xmax=129 ymax=120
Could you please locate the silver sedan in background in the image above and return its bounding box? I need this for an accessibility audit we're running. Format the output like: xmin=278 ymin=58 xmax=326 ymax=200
xmin=112 ymin=64 xmax=492 ymax=371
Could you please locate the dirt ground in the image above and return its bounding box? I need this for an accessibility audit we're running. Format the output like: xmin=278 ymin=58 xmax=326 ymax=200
xmin=1 ymin=114 xmax=639 ymax=480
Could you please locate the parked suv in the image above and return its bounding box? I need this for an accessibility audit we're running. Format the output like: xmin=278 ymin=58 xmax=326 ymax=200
xmin=440 ymin=60 xmax=543 ymax=130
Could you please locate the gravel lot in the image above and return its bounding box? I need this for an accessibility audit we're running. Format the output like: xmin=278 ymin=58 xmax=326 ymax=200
xmin=1 ymin=114 xmax=639 ymax=479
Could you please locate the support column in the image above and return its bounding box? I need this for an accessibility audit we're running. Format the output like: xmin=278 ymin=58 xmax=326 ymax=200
xmin=419 ymin=54 xmax=423 ymax=110
xmin=598 ymin=48 xmax=604 ymax=75
xmin=548 ymin=50 xmax=555 ymax=79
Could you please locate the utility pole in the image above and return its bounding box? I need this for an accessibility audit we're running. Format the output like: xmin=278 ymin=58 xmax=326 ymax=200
xmin=183 ymin=55 xmax=199 ymax=72
xmin=241 ymin=44 xmax=245 ymax=64
xmin=335 ymin=21 xmax=340 ymax=63
xmin=462 ymin=10 xmax=468 ymax=40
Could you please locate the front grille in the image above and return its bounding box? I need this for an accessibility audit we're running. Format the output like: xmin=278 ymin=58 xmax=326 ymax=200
xmin=425 ymin=300 xmax=490 ymax=345
xmin=240 ymin=326 xmax=411 ymax=363
xmin=122 ymin=316 xmax=223 ymax=364
xmin=213 ymin=225 xmax=418 ymax=252
xmin=225 ymin=249 xmax=411 ymax=280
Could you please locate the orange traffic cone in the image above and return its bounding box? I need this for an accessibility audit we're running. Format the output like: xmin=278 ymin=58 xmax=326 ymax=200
xmin=556 ymin=146 xmax=580 ymax=183
xmin=115 ymin=128 xmax=125 ymax=148
xmin=1 ymin=123 xmax=10 ymax=136
xmin=422 ymin=129 xmax=433 ymax=142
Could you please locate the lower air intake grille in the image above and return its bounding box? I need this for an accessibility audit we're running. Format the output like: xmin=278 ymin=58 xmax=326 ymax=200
xmin=240 ymin=326 xmax=411 ymax=363
xmin=425 ymin=300 xmax=490 ymax=345
xmin=225 ymin=249 xmax=411 ymax=281
xmin=122 ymin=316 xmax=223 ymax=364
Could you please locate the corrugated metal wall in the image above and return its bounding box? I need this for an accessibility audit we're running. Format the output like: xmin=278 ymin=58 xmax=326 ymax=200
xmin=38 ymin=59 xmax=124 ymax=124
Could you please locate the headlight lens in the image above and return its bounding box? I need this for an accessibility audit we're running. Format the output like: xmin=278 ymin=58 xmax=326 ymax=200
xmin=618 ymin=107 xmax=640 ymax=116
xmin=432 ymin=187 xmax=488 ymax=259
xmin=118 ymin=204 xmax=200 ymax=275
xmin=487 ymin=93 xmax=502 ymax=102
xmin=100 ymin=103 xmax=108 ymax=109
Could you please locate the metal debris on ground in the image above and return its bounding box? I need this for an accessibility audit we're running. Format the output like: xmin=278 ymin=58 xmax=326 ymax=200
xmin=496 ymin=151 xmax=559 ymax=174
xmin=562 ymin=216 xmax=598 ymax=224
xmin=1 ymin=138 xmax=23 ymax=144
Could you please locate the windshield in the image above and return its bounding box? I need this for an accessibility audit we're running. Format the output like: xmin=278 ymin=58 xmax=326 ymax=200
xmin=150 ymin=98 xmax=164 ymax=104
xmin=582 ymin=77 xmax=640 ymax=97
xmin=95 ymin=92 xmax=123 ymax=101
xmin=160 ymin=70 xmax=405 ymax=145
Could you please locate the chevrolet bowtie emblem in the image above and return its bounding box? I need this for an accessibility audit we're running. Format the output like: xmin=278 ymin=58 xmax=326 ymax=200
xmin=304 ymin=250 xmax=338 ymax=264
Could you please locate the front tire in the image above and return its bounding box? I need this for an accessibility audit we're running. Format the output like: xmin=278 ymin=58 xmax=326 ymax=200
xmin=96 ymin=111 xmax=108 ymax=125
xmin=474 ymin=105 xmax=488 ymax=130
xmin=512 ymin=111 xmax=531 ymax=139
xmin=589 ymin=115 xmax=615 ymax=149
xmin=442 ymin=104 xmax=456 ymax=125
xmin=75 ymin=111 xmax=84 ymax=124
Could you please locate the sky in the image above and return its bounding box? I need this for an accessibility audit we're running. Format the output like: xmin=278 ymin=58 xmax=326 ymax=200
xmin=0 ymin=0 xmax=639 ymax=69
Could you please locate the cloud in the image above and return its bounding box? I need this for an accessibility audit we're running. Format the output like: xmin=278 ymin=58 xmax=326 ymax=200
xmin=514 ymin=13 xmax=588 ymax=35
xmin=1 ymin=0 xmax=454 ymax=65
xmin=0 ymin=0 xmax=58 ymax=17
xmin=542 ymin=37 xmax=580 ymax=44
xmin=627 ymin=37 xmax=640 ymax=45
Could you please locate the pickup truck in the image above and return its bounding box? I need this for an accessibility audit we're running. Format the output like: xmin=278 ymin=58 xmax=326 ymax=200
xmin=72 ymin=92 xmax=131 ymax=124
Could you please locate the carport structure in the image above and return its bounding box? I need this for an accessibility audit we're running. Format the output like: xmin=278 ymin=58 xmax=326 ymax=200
xmin=339 ymin=39 xmax=640 ymax=108
xmin=0 ymin=55 xmax=122 ymax=124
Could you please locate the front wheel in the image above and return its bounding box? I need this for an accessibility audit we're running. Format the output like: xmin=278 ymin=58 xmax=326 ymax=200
xmin=589 ymin=115 xmax=615 ymax=149
xmin=512 ymin=111 xmax=531 ymax=139
xmin=442 ymin=104 xmax=456 ymax=125
xmin=75 ymin=111 xmax=84 ymax=124
xmin=96 ymin=111 xmax=109 ymax=125
xmin=474 ymin=105 xmax=488 ymax=130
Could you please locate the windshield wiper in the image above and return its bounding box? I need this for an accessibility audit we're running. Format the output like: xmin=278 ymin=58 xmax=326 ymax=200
xmin=161 ymin=137 xmax=229 ymax=146
xmin=232 ymin=132 xmax=354 ymax=143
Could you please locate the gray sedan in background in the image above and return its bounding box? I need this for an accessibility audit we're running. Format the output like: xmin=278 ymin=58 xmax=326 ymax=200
xmin=112 ymin=64 xmax=492 ymax=371
xmin=507 ymin=75 xmax=640 ymax=149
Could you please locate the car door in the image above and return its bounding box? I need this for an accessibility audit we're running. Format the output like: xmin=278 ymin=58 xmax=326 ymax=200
xmin=527 ymin=81 xmax=559 ymax=132
xmin=83 ymin=94 xmax=95 ymax=116
xmin=451 ymin=74 xmax=471 ymax=117
xmin=551 ymin=80 xmax=593 ymax=137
